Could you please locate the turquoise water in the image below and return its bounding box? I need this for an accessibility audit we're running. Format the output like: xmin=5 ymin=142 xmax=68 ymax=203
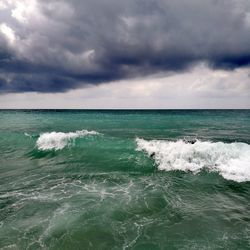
xmin=0 ymin=110 xmax=250 ymax=249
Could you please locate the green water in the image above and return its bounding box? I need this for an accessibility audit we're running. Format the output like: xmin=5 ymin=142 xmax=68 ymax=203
xmin=0 ymin=110 xmax=250 ymax=249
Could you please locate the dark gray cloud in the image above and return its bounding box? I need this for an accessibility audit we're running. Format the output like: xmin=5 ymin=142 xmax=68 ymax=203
xmin=0 ymin=0 xmax=250 ymax=93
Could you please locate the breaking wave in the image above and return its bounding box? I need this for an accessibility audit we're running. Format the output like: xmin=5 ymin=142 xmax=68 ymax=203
xmin=36 ymin=130 xmax=100 ymax=151
xmin=136 ymin=138 xmax=250 ymax=182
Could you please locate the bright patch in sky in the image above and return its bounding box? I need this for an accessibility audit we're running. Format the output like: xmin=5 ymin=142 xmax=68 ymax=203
xmin=0 ymin=23 xmax=16 ymax=44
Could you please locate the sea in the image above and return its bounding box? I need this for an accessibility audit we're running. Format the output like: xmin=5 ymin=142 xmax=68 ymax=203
xmin=0 ymin=110 xmax=250 ymax=249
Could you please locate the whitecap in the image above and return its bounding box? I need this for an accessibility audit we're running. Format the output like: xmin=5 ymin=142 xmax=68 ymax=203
xmin=24 ymin=132 xmax=32 ymax=138
xmin=36 ymin=130 xmax=100 ymax=151
xmin=136 ymin=138 xmax=250 ymax=182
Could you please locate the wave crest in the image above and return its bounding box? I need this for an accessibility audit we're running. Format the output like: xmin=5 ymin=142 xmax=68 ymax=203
xmin=136 ymin=138 xmax=250 ymax=182
xmin=37 ymin=130 xmax=100 ymax=151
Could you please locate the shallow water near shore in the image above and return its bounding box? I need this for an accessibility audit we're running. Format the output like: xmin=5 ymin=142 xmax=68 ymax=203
xmin=0 ymin=110 xmax=250 ymax=249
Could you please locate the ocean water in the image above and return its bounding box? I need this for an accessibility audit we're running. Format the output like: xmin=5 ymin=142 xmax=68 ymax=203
xmin=0 ymin=110 xmax=250 ymax=249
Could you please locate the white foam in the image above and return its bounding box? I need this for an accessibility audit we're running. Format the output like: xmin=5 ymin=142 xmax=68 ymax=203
xmin=136 ymin=138 xmax=250 ymax=182
xmin=36 ymin=130 xmax=100 ymax=151
xmin=24 ymin=132 xmax=32 ymax=138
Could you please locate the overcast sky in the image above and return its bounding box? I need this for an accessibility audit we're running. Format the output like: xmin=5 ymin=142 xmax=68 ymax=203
xmin=0 ymin=0 xmax=249 ymax=108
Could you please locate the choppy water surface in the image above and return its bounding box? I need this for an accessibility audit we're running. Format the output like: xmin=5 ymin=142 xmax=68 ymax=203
xmin=0 ymin=110 xmax=250 ymax=249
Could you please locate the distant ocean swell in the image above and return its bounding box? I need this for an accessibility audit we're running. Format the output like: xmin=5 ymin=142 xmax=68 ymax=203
xmin=29 ymin=130 xmax=250 ymax=182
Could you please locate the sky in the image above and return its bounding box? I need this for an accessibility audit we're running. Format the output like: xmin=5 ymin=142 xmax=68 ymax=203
xmin=0 ymin=0 xmax=249 ymax=108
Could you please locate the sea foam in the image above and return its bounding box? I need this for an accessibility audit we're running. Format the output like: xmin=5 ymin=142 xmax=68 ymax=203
xmin=37 ymin=130 xmax=100 ymax=151
xmin=136 ymin=138 xmax=250 ymax=182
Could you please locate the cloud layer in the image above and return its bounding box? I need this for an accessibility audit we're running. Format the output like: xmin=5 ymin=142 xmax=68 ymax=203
xmin=1 ymin=64 xmax=249 ymax=109
xmin=0 ymin=0 xmax=250 ymax=93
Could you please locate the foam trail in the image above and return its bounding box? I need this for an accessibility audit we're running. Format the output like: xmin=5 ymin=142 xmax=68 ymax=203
xmin=37 ymin=130 xmax=100 ymax=151
xmin=136 ymin=138 xmax=250 ymax=182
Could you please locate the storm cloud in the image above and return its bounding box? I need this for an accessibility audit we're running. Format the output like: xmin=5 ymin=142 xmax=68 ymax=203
xmin=0 ymin=0 xmax=250 ymax=93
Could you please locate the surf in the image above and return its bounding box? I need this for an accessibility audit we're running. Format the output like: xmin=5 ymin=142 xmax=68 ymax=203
xmin=36 ymin=130 xmax=100 ymax=151
xmin=136 ymin=138 xmax=250 ymax=182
